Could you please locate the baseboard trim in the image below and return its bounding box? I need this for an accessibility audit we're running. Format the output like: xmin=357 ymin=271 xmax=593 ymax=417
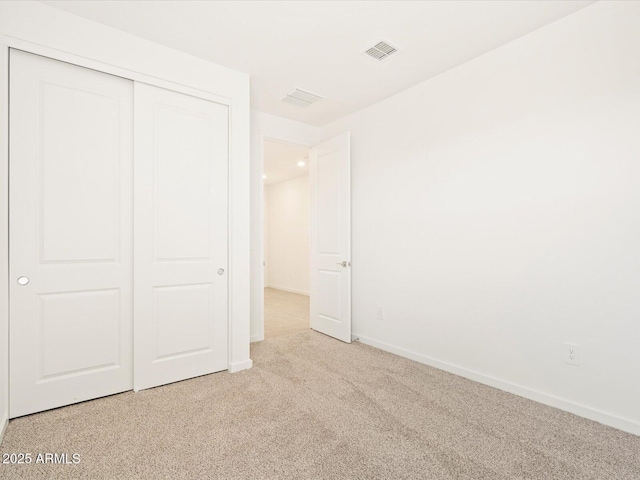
xmin=228 ymin=359 xmax=253 ymax=373
xmin=250 ymin=334 xmax=264 ymax=343
xmin=0 ymin=414 xmax=7 ymax=445
xmin=267 ymin=286 xmax=309 ymax=296
xmin=354 ymin=333 xmax=640 ymax=437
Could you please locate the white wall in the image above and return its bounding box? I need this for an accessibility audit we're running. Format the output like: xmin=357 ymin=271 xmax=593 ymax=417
xmin=265 ymin=175 xmax=310 ymax=295
xmin=0 ymin=0 xmax=251 ymax=441
xmin=263 ymin=185 xmax=270 ymax=287
xmin=323 ymin=1 xmax=640 ymax=435
xmin=250 ymin=111 xmax=322 ymax=341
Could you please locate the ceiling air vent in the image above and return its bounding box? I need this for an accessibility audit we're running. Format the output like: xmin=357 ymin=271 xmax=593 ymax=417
xmin=364 ymin=40 xmax=398 ymax=61
xmin=280 ymin=88 xmax=323 ymax=108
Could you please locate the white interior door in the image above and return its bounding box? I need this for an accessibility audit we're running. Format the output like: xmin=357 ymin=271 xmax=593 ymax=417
xmin=133 ymin=83 xmax=229 ymax=391
xmin=9 ymin=50 xmax=134 ymax=417
xmin=310 ymin=133 xmax=351 ymax=343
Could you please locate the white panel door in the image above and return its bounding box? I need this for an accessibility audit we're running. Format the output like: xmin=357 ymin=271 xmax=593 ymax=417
xmin=310 ymin=133 xmax=351 ymax=343
xmin=9 ymin=50 xmax=134 ymax=417
xmin=134 ymin=83 xmax=229 ymax=391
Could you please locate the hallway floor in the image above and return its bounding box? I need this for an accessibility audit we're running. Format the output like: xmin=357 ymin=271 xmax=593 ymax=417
xmin=264 ymin=287 xmax=309 ymax=339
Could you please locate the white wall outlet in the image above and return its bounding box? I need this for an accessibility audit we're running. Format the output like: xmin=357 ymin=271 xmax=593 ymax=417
xmin=564 ymin=343 xmax=581 ymax=366
xmin=377 ymin=306 xmax=384 ymax=321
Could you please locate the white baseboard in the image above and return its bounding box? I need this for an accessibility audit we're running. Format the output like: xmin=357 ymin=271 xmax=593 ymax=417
xmin=228 ymin=359 xmax=253 ymax=373
xmin=0 ymin=414 xmax=7 ymax=445
xmin=250 ymin=334 xmax=264 ymax=343
xmin=267 ymin=285 xmax=309 ymax=296
xmin=354 ymin=333 xmax=640 ymax=437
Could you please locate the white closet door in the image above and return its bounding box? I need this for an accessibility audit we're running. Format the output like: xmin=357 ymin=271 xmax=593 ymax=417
xmin=9 ymin=50 xmax=134 ymax=418
xmin=133 ymin=83 xmax=229 ymax=391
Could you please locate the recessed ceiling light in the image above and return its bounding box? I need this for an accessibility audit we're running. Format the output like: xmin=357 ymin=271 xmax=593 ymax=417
xmin=297 ymin=161 xmax=305 ymax=167
xmin=263 ymin=175 xmax=267 ymax=179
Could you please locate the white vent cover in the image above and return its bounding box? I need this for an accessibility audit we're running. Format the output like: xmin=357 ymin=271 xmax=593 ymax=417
xmin=364 ymin=40 xmax=398 ymax=61
xmin=280 ymin=88 xmax=323 ymax=108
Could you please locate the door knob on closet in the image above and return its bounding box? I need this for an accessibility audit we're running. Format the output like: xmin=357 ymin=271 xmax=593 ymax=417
xmin=17 ymin=276 xmax=30 ymax=286
xmin=218 ymin=268 xmax=225 ymax=275
xmin=336 ymin=261 xmax=348 ymax=268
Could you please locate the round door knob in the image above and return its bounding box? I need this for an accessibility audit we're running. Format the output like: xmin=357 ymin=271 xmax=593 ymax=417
xmin=17 ymin=276 xmax=30 ymax=286
xmin=217 ymin=268 xmax=225 ymax=275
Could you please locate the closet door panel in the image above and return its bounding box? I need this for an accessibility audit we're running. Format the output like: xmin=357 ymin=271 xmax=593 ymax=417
xmin=9 ymin=49 xmax=134 ymax=418
xmin=134 ymin=83 xmax=229 ymax=391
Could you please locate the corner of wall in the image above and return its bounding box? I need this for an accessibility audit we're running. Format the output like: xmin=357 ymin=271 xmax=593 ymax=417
xmin=0 ymin=5 xmax=10 ymax=448
xmin=0 ymin=414 xmax=7 ymax=444
xmin=229 ymin=359 xmax=253 ymax=373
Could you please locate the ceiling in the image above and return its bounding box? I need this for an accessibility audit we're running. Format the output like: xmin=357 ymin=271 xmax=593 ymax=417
xmin=43 ymin=1 xmax=596 ymax=126
xmin=263 ymin=140 xmax=310 ymax=186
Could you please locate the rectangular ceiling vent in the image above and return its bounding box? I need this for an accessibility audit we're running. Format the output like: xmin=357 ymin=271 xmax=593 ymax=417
xmin=280 ymin=88 xmax=323 ymax=108
xmin=364 ymin=40 xmax=398 ymax=61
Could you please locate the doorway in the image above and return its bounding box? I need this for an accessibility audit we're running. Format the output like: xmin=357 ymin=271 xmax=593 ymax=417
xmin=262 ymin=139 xmax=311 ymax=338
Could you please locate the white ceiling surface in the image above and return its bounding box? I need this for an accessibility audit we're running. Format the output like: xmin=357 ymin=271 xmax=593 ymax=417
xmin=263 ymin=141 xmax=310 ymax=186
xmin=43 ymin=1 xmax=596 ymax=126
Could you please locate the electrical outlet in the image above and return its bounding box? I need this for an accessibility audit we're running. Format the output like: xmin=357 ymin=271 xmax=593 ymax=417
xmin=377 ymin=307 xmax=384 ymax=321
xmin=564 ymin=343 xmax=581 ymax=366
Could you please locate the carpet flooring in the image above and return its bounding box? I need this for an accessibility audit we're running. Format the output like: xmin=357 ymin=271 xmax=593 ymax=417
xmin=1 ymin=331 xmax=639 ymax=479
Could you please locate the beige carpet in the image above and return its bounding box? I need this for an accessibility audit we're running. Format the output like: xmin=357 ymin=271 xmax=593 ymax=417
xmin=264 ymin=287 xmax=309 ymax=339
xmin=1 ymin=331 xmax=639 ymax=479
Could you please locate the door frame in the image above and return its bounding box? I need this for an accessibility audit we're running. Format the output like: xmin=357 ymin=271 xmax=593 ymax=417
xmin=257 ymin=134 xmax=313 ymax=341
xmin=0 ymin=26 xmax=251 ymax=436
